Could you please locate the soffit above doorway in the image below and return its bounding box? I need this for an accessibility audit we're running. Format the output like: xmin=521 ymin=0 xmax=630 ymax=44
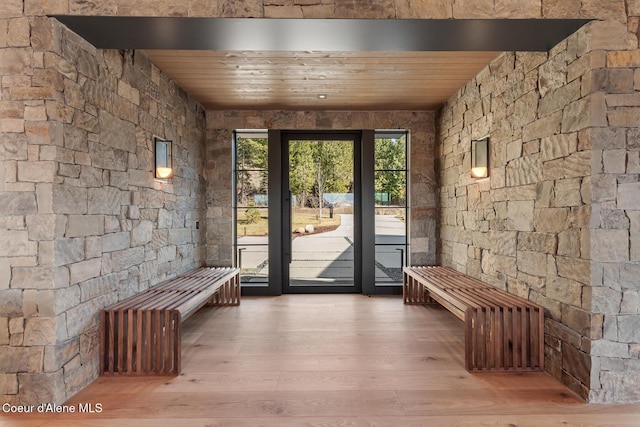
xmin=54 ymin=17 xmax=591 ymax=111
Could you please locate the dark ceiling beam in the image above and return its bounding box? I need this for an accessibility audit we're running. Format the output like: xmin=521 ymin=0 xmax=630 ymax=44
xmin=52 ymin=17 xmax=592 ymax=52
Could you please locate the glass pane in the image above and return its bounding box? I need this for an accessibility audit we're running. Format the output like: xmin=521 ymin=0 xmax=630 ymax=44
xmin=237 ymin=244 xmax=269 ymax=285
xmin=375 ymin=206 xmax=405 ymax=285
xmin=289 ymin=140 xmax=354 ymax=287
xmin=235 ymin=133 xmax=269 ymax=286
xmin=236 ymin=170 xmax=268 ymax=208
xmin=235 ymin=136 xmax=267 ymax=171
xmin=375 ymin=132 xmax=407 ymax=287
xmin=375 ymin=135 xmax=406 ymax=171
xmin=374 ymin=171 xmax=406 ymax=207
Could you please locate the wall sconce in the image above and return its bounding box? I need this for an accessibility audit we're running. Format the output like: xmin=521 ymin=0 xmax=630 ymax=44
xmin=471 ymin=137 xmax=489 ymax=179
xmin=155 ymin=137 xmax=173 ymax=180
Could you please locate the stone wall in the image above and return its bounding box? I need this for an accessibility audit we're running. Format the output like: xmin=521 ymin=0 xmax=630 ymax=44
xmin=6 ymin=0 xmax=630 ymax=20
xmin=436 ymin=11 xmax=640 ymax=402
xmin=0 ymin=17 xmax=206 ymax=404
xmin=205 ymin=110 xmax=437 ymax=266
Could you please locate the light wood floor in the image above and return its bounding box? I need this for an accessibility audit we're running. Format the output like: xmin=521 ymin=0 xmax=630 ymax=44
xmin=4 ymin=294 xmax=640 ymax=426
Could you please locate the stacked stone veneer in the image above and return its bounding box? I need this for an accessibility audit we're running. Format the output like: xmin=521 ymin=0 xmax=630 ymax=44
xmin=205 ymin=110 xmax=437 ymax=266
xmin=0 ymin=17 xmax=207 ymax=404
xmin=436 ymin=11 xmax=640 ymax=402
xmin=2 ymin=0 xmax=640 ymax=407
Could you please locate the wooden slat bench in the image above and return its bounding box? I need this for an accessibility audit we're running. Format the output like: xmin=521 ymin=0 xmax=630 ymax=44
xmin=403 ymin=266 xmax=544 ymax=373
xmin=100 ymin=267 xmax=240 ymax=376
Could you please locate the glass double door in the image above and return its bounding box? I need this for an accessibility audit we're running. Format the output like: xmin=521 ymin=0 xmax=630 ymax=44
xmin=237 ymin=129 xmax=407 ymax=296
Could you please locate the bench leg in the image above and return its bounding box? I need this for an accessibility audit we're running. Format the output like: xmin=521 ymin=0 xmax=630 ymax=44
xmin=100 ymin=308 xmax=181 ymax=376
xmin=210 ymin=273 xmax=241 ymax=306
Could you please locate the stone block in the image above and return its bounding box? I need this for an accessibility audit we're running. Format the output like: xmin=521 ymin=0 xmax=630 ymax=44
xmin=0 ymin=48 xmax=32 ymax=75
xmin=52 ymin=184 xmax=87 ymax=214
xmin=609 ymin=107 xmax=640 ymax=127
xmin=488 ymin=230 xmax=516 ymax=256
xmin=600 ymin=208 xmax=629 ymax=229
xmin=100 ymin=232 xmax=128 ymax=254
xmin=131 ymin=220 xmax=153 ymax=246
xmin=0 ymin=316 xmax=8 ymax=345
xmin=17 ymin=370 xmax=66 ymax=406
xmin=88 ymin=186 xmax=123 ymax=215
xmin=541 ymin=133 xmax=578 ymax=161
xmin=0 ymin=345 xmax=44 ymax=374
xmin=590 ymin=286 xmax=623 ymax=314
xmin=0 ymin=0 xmax=23 ymax=17
xmin=69 ymin=258 xmax=102 ymax=285
xmin=138 ymin=260 xmax=158 ymax=282
xmin=557 ymin=256 xmax=590 ymax=285
xmin=0 ymin=373 xmax=18 ymax=395
xmin=518 ymin=232 xmax=557 ymax=254
xmin=591 ymin=229 xmax=629 ymax=262
xmin=540 ymin=79 xmax=581 ymax=117
xmin=534 ymin=208 xmax=569 ymax=233
xmin=128 ymin=169 xmax=153 ymax=188
xmin=547 ymin=276 xmax=583 ymax=306
xmin=0 ymin=258 xmax=10 ymax=290
xmin=395 ymin=0 xmax=452 ymax=18
xmin=99 ymin=110 xmax=137 ymax=153
xmin=1 ymin=118 xmax=24 ymax=133
xmin=506 ymin=155 xmax=543 ymax=186
xmin=157 ymin=245 xmax=177 ymax=264
xmin=517 ymin=251 xmax=547 ymax=277
xmin=111 ymin=247 xmax=145 ymax=272
xmin=65 ymin=293 xmax=117 ymax=338
xmin=11 ymin=267 xmax=54 ymax=290
xmin=562 ymin=343 xmax=591 ymax=390
xmin=23 ymin=316 xmax=59 ymax=346
xmin=601 ymin=149 xmax=626 ymax=174
xmin=79 ymin=273 xmax=117 ymax=302
xmin=507 ymin=200 xmax=534 ymax=231
xmin=169 ymin=228 xmax=192 ymax=245
xmin=591 ymin=174 xmax=617 ymax=202
xmin=52 ymin=285 xmax=80 ymax=315
xmin=580 ymin=21 xmax=633 ymax=54
xmin=618 ymin=182 xmax=640 ymax=210
xmin=0 ymin=230 xmax=37 ymax=257
xmin=89 ymin=141 xmax=128 ymax=171
xmin=450 ymin=242 xmax=467 ymax=266
xmin=561 ymin=304 xmax=593 ymax=337
xmin=0 ymin=289 xmax=23 ymax=317
xmin=621 ymin=290 xmax=640 ymax=315
xmin=522 ymin=111 xmax=562 ymax=142
xmin=43 ymin=338 xmax=79 ymax=373
xmin=562 ymin=93 xmax=607 ymax=133
xmin=66 ymin=215 xmax=105 ymax=238
xmin=36 ymin=183 xmax=53 ymax=214
xmin=0 ymin=192 xmax=37 ymax=216
xmin=54 ymin=237 xmax=85 ymax=267
xmin=618 ymin=316 xmax=640 ymax=342
xmin=590 ymin=68 xmax=634 ymax=93
xmin=591 ymin=339 xmax=630 ymax=358
xmin=558 ymin=229 xmax=581 ymax=257
xmin=554 ymin=178 xmax=582 ymax=207
xmin=25 ymin=214 xmax=56 ymax=241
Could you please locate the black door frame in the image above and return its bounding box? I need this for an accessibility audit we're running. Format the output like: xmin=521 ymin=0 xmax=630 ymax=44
xmin=265 ymin=130 xmax=375 ymax=296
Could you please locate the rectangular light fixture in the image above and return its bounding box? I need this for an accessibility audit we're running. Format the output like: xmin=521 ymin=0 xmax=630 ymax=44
xmin=471 ymin=137 xmax=489 ymax=179
xmin=155 ymin=137 xmax=173 ymax=179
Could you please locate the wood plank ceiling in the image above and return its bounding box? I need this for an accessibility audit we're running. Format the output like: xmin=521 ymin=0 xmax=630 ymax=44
xmin=144 ymin=50 xmax=501 ymax=111
xmin=54 ymin=17 xmax=591 ymax=112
